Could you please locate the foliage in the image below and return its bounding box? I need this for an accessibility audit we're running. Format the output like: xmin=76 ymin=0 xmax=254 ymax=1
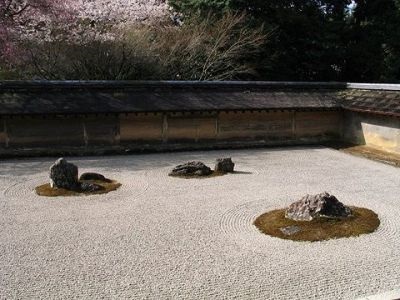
xmin=0 ymin=0 xmax=74 ymax=68
xmin=148 ymin=12 xmax=267 ymax=80
xmin=16 ymin=12 xmax=267 ymax=80
xmin=21 ymin=36 xmax=157 ymax=80
xmin=346 ymin=0 xmax=400 ymax=82
xmin=3 ymin=0 xmax=400 ymax=82
xmin=169 ymin=0 xmax=400 ymax=82
xmin=169 ymin=0 xmax=353 ymax=81
xmin=169 ymin=0 xmax=231 ymax=13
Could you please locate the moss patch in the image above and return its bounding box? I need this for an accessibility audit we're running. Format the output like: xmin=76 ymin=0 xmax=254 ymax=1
xmin=342 ymin=145 xmax=400 ymax=167
xmin=326 ymin=142 xmax=400 ymax=167
xmin=35 ymin=180 xmax=121 ymax=197
xmin=169 ymin=170 xmax=251 ymax=179
xmin=168 ymin=171 xmax=227 ymax=179
xmin=254 ymin=207 xmax=380 ymax=242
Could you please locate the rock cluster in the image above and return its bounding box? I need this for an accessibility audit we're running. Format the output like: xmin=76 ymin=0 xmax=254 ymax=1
xmin=49 ymin=158 xmax=106 ymax=192
xmin=169 ymin=158 xmax=236 ymax=177
xmin=214 ymin=158 xmax=235 ymax=173
xmin=285 ymin=192 xmax=352 ymax=221
xmin=169 ymin=161 xmax=212 ymax=177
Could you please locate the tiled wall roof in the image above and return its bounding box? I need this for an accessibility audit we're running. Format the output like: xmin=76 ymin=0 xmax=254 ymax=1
xmin=340 ymin=90 xmax=400 ymax=117
xmin=0 ymin=81 xmax=399 ymax=117
xmin=0 ymin=81 xmax=340 ymax=115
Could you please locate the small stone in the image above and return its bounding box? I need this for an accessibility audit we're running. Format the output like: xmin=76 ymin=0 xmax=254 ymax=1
xmin=79 ymin=182 xmax=104 ymax=193
xmin=79 ymin=172 xmax=110 ymax=182
xmin=214 ymin=158 xmax=235 ymax=173
xmin=280 ymin=226 xmax=301 ymax=236
xmin=285 ymin=192 xmax=352 ymax=221
xmin=49 ymin=158 xmax=78 ymax=190
xmin=169 ymin=161 xmax=212 ymax=176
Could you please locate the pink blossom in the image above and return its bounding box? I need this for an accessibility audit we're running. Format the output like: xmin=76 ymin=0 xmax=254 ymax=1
xmin=0 ymin=0 xmax=76 ymax=61
xmin=0 ymin=0 xmax=170 ymax=62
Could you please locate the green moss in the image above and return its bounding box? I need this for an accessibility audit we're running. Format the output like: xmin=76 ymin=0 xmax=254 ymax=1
xmin=254 ymin=207 xmax=380 ymax=242
xmin=168 ymin=171 xmax=227 ymax=179
xmin=35 ymin=180 xmax=121 ymax=197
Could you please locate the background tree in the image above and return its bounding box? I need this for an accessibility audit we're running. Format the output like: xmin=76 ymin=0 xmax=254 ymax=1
xmin=3 ymin=0 xmax=400 ymax=82
xmin=20 ymin=12 xmax=267 ymax=81
xmin=169 ymin=0 xmax=353 ymax=81
xmin=345 ymin=0 xmax=400 ymax=82
xmin=0 ymin=0 xmax=74 ymax=77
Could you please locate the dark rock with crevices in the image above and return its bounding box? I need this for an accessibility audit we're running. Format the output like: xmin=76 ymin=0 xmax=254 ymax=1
xmin=214 ymin=158 xmax=235 ymax=173
xmin=79 ymin=182 xmax=104 ymax=193
xmin=79 ymin=172 xmax=111 ymax=182
xmin=169 ymin=161 xmax=212 ymax=177
xmin=49 ymin=158 xmax=79 ymax=190
xmin=285 ymin=192 xmax=352 ymax=221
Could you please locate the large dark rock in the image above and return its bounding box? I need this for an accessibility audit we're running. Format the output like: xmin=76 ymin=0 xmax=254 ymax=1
xmin=214 ymin=158 xmax=235 ymax=173
xmin=169 ymin=161 xmax=212 ymax=176
xmin=79 ymin=172 xmax=110 ymax=182
xmin=285 ymin=192 xmax=352 ymax=221
xmin=49 ymin=158 xmax=79 ymax=190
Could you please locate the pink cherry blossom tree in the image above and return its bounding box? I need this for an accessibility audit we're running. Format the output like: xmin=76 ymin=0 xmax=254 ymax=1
xmin=0 ymin=0 xmax=75 ymax=62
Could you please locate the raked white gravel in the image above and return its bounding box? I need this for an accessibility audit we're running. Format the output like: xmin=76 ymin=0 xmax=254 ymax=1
xmin=1 ymin=147 xmax=399 ymax=299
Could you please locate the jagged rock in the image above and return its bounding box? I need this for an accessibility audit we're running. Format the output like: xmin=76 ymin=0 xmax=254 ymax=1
xmin=79 ymin=182 xmax=104 ymax=193
xmin=214 ymin=158 xmax=235 ymax=173
xmin=79 ymin=172 xmax=110 ymax=182
xmin=169 ymin=161 xmax=212 ymax=176
xmin=49 ymin=158 xmax=79 ymax=190
xmin=285 ymin=192 xmax=352 ymax=221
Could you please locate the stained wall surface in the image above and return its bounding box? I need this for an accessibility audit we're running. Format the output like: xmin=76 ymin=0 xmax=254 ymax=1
xmin=0 ymin=120 xmax=7 ymax=147
xmin=5 ymin=117 xmax=84 ymax=147
xmin=0 ymin=110 xmax=343 ymax=153
xmin=344 ymin=111 xmax=400 ymax=154
xmin=2 ymin=82 xmax=399 ymax=156
xmin=84 ymin=116 xmax=119 ymax=146
xmin=166 ymin=113 xmax=217 ymax=142
xmin=120 ymin=114 xmax=163 ymax=143
xmin=217 ymin=111 xmax=294 ymax=141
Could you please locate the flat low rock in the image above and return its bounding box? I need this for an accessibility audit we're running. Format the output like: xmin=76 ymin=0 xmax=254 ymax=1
xmin=285 ymin=192 xmax=352 ymax=221
xmin=280 ymin=226 xmax=301 ymax=236
xmin=214 ymin=158 xmax=235 ymax=173
xmin=169 ymin=161 xmax=212 ymax=176
xmin=49 ymin=158 xmax=79 ymax=190
xmin=79 ymin=182 xmax=104 ymax=193
xmin=79 ymin=172 xmax=110 ymax=182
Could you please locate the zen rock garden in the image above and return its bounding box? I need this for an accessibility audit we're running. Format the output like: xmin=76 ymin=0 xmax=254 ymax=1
xmin=35 ymin=157 xmax=380 ymax=242
xmin=35 ymin=158 xmax=121 ymax=197
xmin=3 ymin=148 xmax=397 ymax=299
xmin=254 ymin=192 xmax=380 ymax=242
xmin=33 ymin=157 xmax=381 ymax=243
xmin=169 ymin=158 xmax=235 ymax=178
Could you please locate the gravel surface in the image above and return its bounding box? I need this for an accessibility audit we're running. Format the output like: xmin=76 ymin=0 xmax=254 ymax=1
xmin=1 ymin=147 xmax=399 ymax=299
